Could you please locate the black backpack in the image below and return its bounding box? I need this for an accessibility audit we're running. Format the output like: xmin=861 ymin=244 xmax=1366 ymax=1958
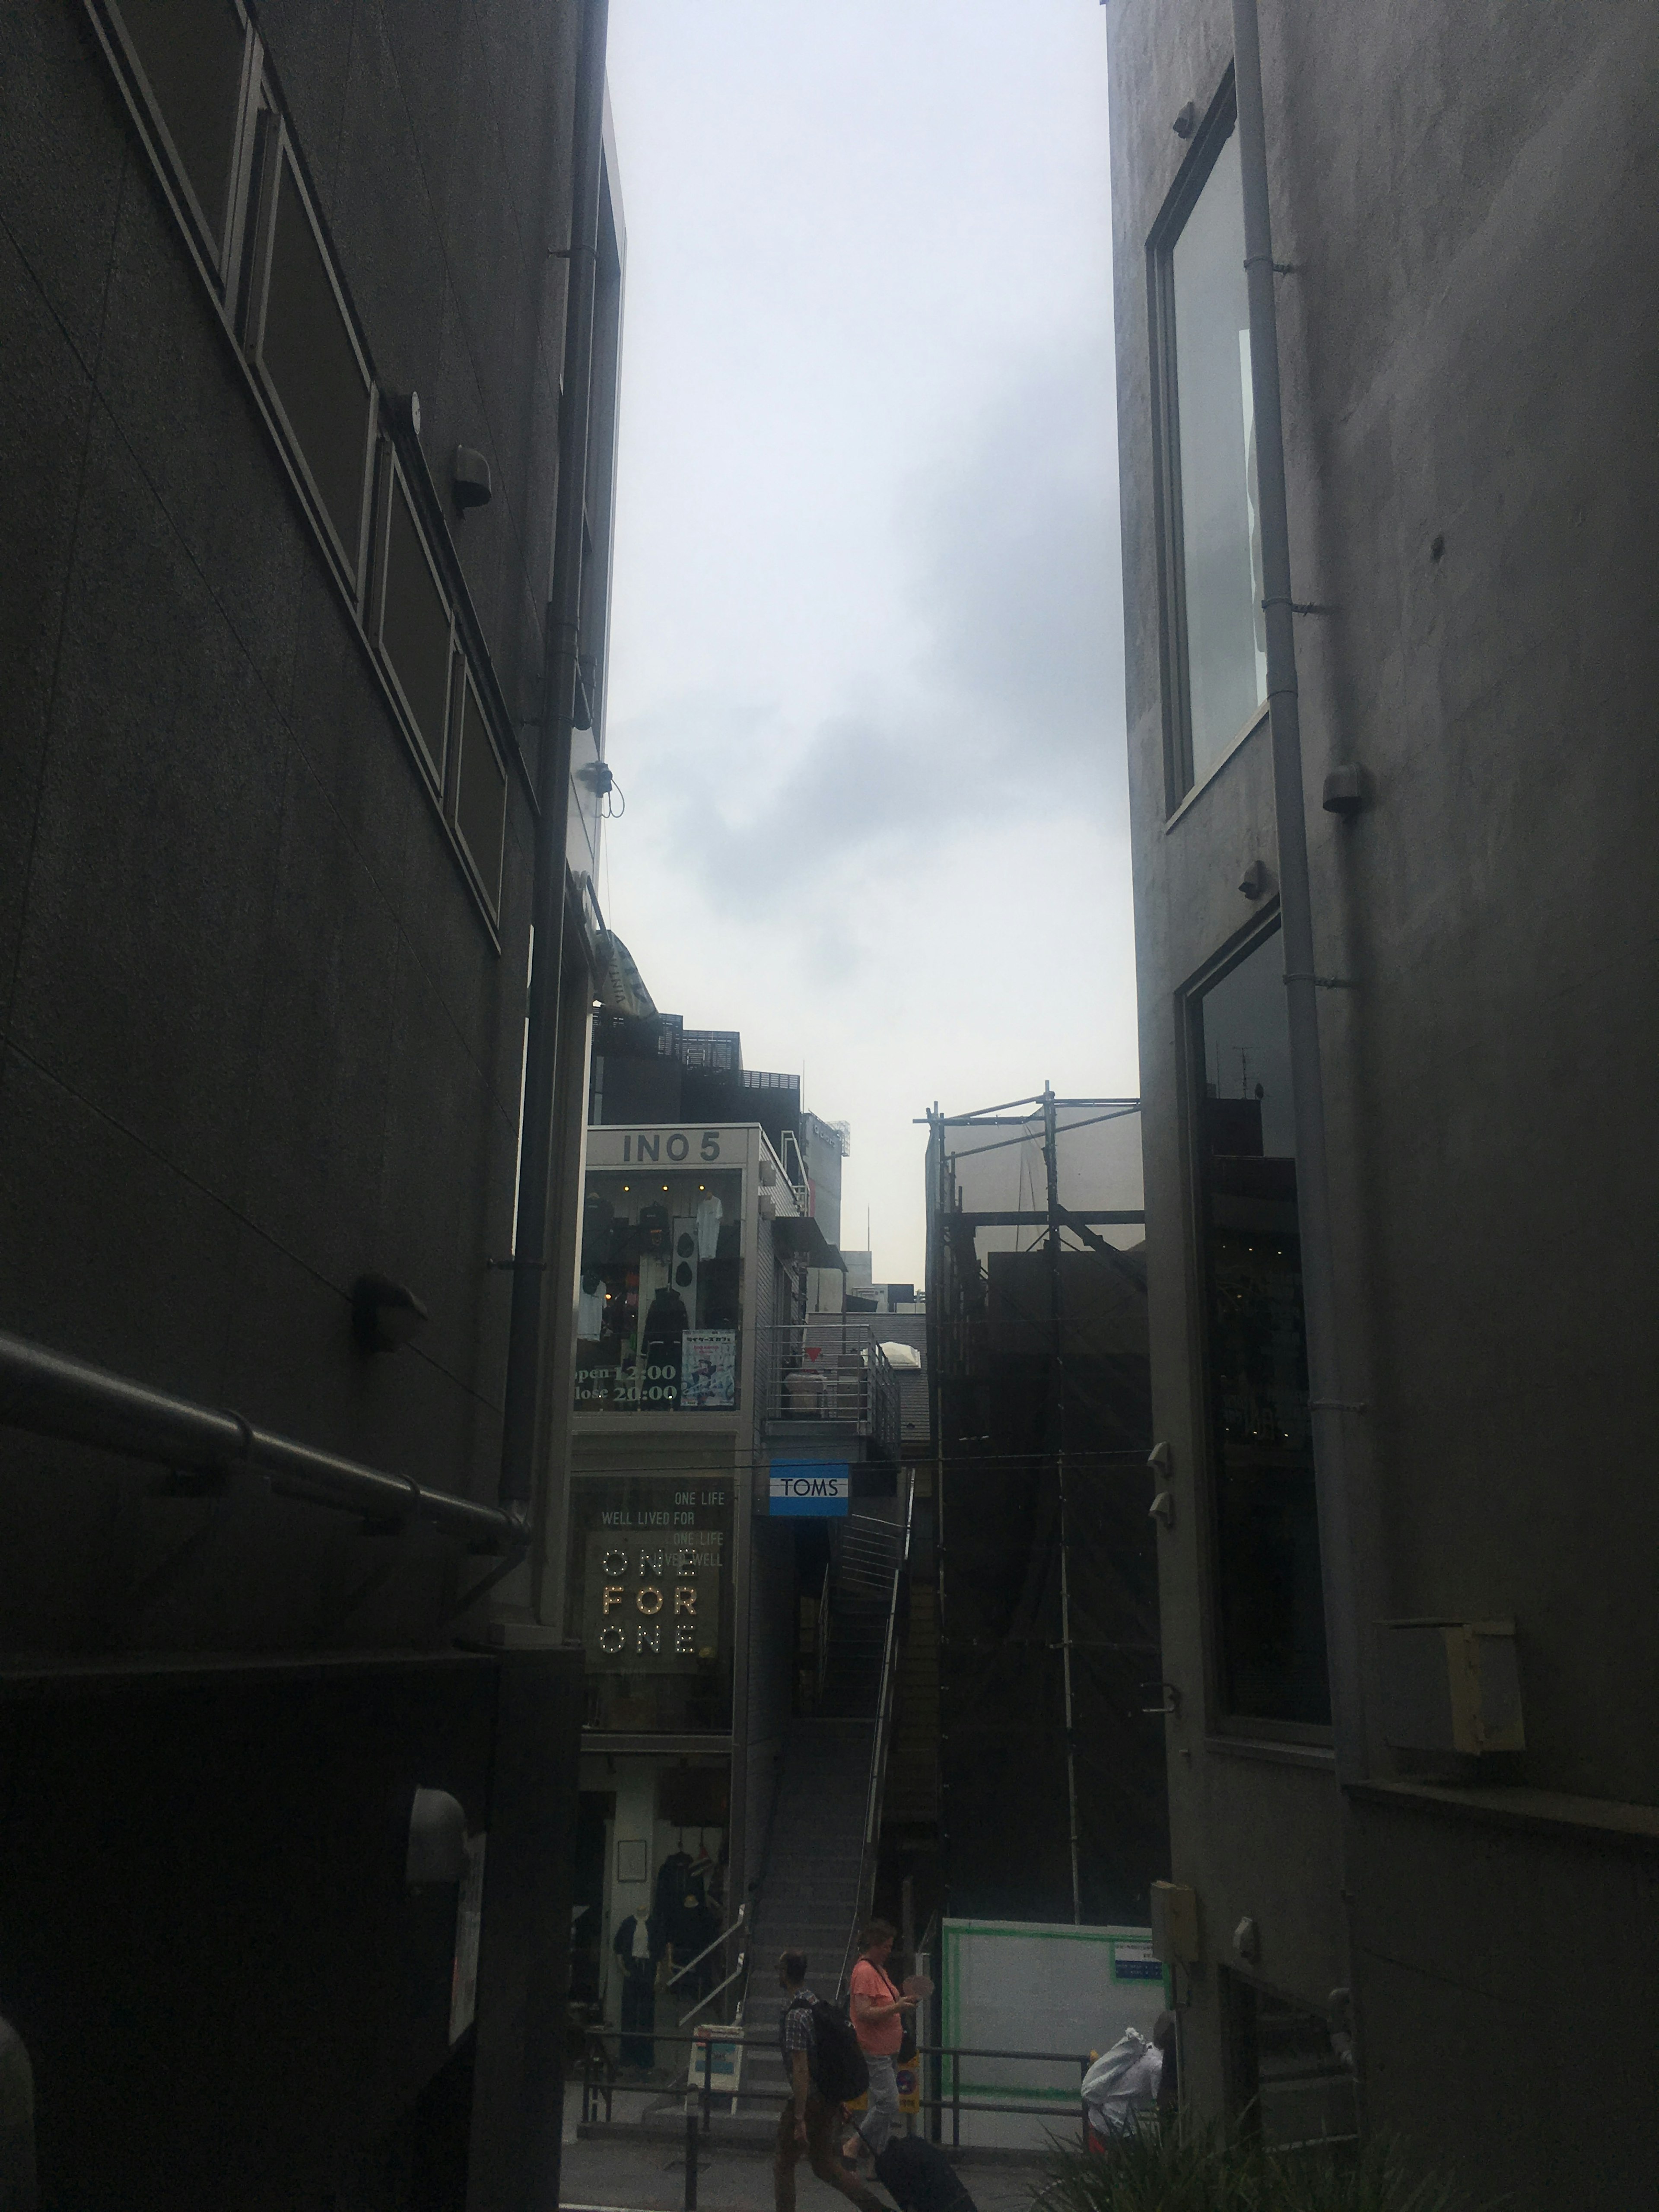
xmin=786 ymin=1995 xmax=869 ymax=2104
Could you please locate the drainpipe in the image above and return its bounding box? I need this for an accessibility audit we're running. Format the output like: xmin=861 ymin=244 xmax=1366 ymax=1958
xmin=499 ymin=0 xmax=610 ymax=1507
xmin=1230 ymin=0 xmax=1367 ymax=1787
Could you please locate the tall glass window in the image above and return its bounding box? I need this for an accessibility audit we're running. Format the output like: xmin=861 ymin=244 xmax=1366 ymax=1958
xmin=254 ymin=140 xmax=375 ymax=581
xmin=1193 ymin=928 xmax=1328 ymax=1725
xmin=1163 ymin=119 xmax=1268 ymax=791
xmin=574 ymin=1166 xmax=744 ymax=1412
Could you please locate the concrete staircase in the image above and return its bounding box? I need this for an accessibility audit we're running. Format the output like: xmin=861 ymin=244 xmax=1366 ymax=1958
xmin=734 ymin=1528 xmax=901 ymax=2129
xmin=736 ymin=1714 xmax=874 ymax=2128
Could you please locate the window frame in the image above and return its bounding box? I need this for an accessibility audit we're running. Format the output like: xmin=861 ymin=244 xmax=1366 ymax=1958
xmin=1179 ymin=911 xmax=1332 ymax=1747
xmin=92 ymin=0 xmax=262 ymax=305
xmin=448 ymin=657 xmax=509 ymax=922
xmin=368 ymin=438 xmax=456 ymax=799
xmin=244 ymin=116 xmax=378 ymax=603
xmin=1148 ymin=69 xmax=1269 ymax=813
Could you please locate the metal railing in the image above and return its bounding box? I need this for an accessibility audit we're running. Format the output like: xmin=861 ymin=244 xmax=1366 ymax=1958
xmin=576 ymin=2021 xmax=1099 ymax=2197
xmin=837 ymin=1470 xmax=915 ymax=1999
xmin=677 ymin=1948 xmax=746 ymax=2029
xmin=755 ymin=1321 xmax=902 ymax=1461
xmin=813 ymin=1560 xmax=832 ymax=1707
xmin=0 ymin=1325 xmax=523 ymax=1550
xmin=834 ymin=1512 xmax=904 ymax=1605
xmin=665 ymin=1903 xmax=747 ymax=2018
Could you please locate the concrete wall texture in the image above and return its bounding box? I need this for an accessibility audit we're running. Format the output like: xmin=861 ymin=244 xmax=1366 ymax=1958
xmin=1106 ymin=1 xmax=1659 ymax=2202
xmin=0 ymin=0 xmax=592 ymax=1651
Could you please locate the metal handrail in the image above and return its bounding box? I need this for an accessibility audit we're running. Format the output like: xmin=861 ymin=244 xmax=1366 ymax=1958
xmin=754 ymin=1322 xmax=903 ymax=1459
xmin=677 ymin=1948 xmax=745 ymax=2028
xmin=814 ymin=1559 xmax=831 ymax=1707
xmin=837 ymin=1471 xmax=914 ymax=1997
xmin=666 ymin=1902 xmax=745 ymax=1989
xmin=0 ymin=1325 xmax=523 ymax=1548
xmin=577 ymin=2024 xmax=1102 ymax=2142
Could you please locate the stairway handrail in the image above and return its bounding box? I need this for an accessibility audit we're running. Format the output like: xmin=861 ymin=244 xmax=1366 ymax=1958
xmin=678 ymin=1948 xmax=747 ymax=2030
xmin=665 ymin=1901 xmax=746 ymax=1990
xmin=814 ymin=1558 xmax=832 ymax=1707
xmin=836 ymin=1469 xmax=915 ymax=1998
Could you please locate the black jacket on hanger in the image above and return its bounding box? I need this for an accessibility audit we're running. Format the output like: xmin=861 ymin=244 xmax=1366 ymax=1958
xmin=652 ymin=1851 xmax=707 ymax=1955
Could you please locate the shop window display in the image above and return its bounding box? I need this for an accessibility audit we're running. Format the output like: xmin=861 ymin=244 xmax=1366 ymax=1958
xmin=568 ymin=1476 xmax=735 ymax=1732
xmin=596 ymin=1790 xmax=730 ymax=2078
xmin=575 ymin=1166 xmax=743 ymax=1411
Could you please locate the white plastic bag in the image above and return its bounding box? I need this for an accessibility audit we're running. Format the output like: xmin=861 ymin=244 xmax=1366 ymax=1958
xmin=1081 ymin=2028 xmax=1162 ymax=2137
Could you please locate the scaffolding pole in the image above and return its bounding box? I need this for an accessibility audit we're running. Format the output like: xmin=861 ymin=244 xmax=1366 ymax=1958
xmin=1041 ymin=1083 xmax=1083 ymax=1926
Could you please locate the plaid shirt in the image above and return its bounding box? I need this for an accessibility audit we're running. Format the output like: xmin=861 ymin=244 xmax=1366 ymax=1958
xmin=780 ymin=1990 xmax=818 ymax=2058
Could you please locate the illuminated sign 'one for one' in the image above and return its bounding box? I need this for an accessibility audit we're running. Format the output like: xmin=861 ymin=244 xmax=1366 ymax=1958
xmin=582 ymin=1534 xmax=723 ymax=1673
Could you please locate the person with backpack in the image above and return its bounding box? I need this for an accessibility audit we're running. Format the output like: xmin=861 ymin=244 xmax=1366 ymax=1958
xmin=842 ymin=1918 xmax=916 ymax=2168
xmin=773 ymin=1951 xmax=885 ymax=2212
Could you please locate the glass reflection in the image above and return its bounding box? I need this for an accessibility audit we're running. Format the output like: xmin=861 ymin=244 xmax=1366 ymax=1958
xmin=1195 ymin=929 xmax=1328 ymax=1725
xmin=1171 ymin=128 xmax=1268 ymax=786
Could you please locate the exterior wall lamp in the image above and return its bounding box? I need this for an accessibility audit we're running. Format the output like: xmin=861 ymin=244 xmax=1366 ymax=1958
xmin=351 ymin=1274 xmax=429 ymax=1353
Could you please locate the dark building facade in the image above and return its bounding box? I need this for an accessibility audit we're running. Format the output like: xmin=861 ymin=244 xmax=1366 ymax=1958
xmin=1106 ymin=0 xmax=1659 ymax=2198
xmin=1 ymin=0 xmax=623 ymax=2199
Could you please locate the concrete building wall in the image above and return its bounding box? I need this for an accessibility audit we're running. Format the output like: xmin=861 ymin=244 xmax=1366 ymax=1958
xmin=0 ymin=0 xmax=611 ymax=1653
xmin=1106 ymin=0 xmax=1659 ymax=2196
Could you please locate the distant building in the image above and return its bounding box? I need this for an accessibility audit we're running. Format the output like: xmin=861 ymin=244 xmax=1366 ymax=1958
xmin=1106 ymin=0 xmax=1659 ymax=2196
xmin=556 ymin=989 xmax=920 ymax=2064
xmin=799 ymin=1109 xmax=850 ymax=1247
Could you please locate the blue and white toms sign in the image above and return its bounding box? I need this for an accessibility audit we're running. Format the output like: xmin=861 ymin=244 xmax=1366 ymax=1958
xmin=768 ymin=1463 xmax=850 ymax=1517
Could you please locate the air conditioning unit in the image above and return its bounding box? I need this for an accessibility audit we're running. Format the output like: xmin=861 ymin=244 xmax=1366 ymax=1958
xmin=1376 ymin=1619 xmax=1524 ymax=1758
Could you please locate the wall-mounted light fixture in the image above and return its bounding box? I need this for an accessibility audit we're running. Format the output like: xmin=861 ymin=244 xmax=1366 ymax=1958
xmin=452 ymin=445 xmax=492 ymax=512
xmin=406 ymin=1786 xmax=468 ymax=1888
xmin=351 ymin=1274 xmax=429 ymax=1354
xmin=1322 ymin=764 xmax=1366 ymax=817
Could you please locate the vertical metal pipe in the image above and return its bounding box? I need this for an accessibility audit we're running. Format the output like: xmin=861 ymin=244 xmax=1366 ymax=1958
xmin=1229 ymin=0 xmax=1366 ymax=1781
xmin=500 ymin=0 xmax=611 ymax=1505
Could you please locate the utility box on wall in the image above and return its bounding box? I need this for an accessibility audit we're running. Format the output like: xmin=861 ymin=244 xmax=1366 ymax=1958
xmin=1150 ymin=1880 xmax=1200 ymax=1964
xmin=1376 ymin=1619 xmax=1525 ymax=1758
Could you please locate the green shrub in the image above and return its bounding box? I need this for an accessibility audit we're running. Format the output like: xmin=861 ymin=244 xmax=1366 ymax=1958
xmin=1037 ymin=2123 xmax=1466 ymax=2212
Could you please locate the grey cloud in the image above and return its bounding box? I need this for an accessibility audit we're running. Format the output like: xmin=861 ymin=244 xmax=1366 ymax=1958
xmin=906 ymin=344 xmax=1123 ymax=764
xmin=610 ymin=339 xmax=1128 ymax=915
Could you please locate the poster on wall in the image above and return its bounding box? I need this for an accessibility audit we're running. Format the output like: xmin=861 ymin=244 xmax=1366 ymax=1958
xmin=679 ymin=1329 xmax=736 ymax=1409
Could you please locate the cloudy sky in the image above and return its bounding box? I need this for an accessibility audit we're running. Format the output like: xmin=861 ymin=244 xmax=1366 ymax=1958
xmin=600 ymin=2 xmax=1135 ymax=1283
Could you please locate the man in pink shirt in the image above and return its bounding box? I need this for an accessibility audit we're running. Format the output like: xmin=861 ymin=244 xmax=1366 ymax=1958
xmin=844 ymin=1918 xmax=915 ymax=2166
